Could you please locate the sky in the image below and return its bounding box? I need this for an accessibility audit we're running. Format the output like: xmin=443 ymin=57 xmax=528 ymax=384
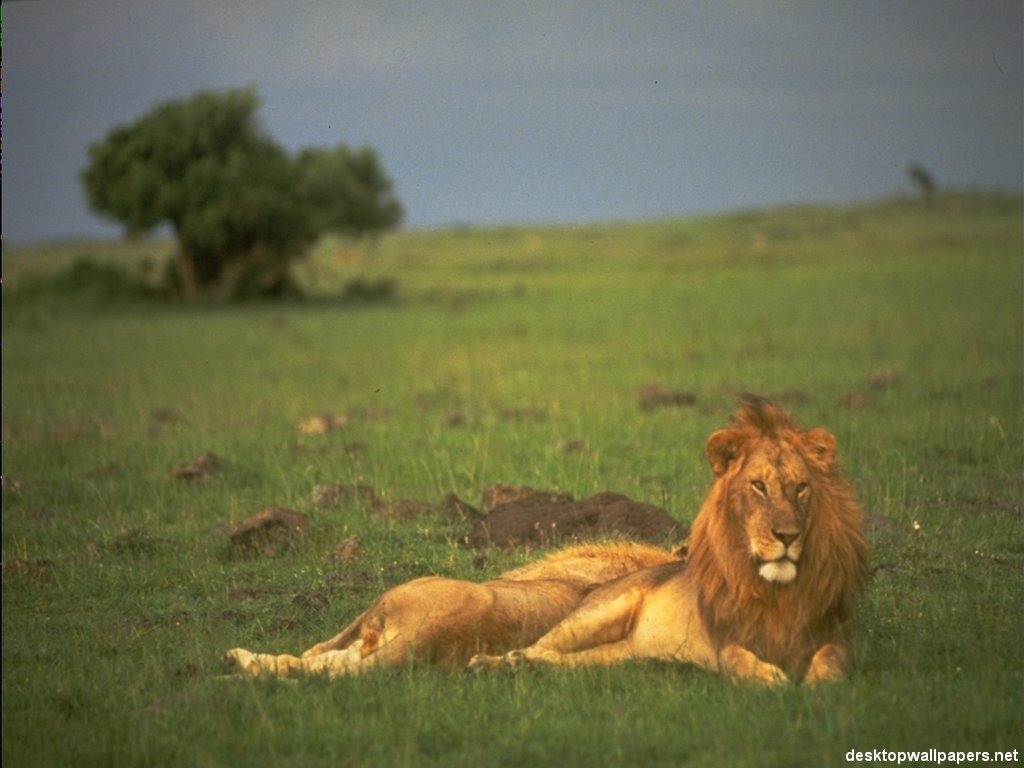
xmin=4 ymin=0 xmax=1022 ymax=244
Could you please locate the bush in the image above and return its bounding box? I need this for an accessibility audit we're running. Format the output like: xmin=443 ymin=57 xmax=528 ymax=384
xmin=18 ymin=256 xmax=148 ymax=306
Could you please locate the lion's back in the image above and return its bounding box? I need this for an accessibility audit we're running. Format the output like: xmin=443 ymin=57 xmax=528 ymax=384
xmin=498 ymin=541 xmax=678 ymax=585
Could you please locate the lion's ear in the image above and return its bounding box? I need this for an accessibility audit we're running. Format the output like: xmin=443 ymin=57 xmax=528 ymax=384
xmin=706 ymin=429 xmax=743 ymax=476
xmin=802 ymin=428 xmax=837 ymax=470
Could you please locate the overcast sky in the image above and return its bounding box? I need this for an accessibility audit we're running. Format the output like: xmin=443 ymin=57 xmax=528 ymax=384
xmin=4 ymin=0 xmax=1022 ymax=243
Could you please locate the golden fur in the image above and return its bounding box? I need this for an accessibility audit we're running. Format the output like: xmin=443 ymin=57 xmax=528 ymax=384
xmin=469 ymin=396 xmax=868 ymax=685
xmin=222 ymin=542 xmax=677 ymax=678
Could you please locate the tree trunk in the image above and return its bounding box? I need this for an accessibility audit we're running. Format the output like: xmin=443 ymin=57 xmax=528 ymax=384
xmin=174 ymin=246 xmax=203 ymax=299
xmin=215 ymin=245 xmax=298 ymax=299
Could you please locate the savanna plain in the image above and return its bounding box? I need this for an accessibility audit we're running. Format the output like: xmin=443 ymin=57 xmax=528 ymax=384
xmin=2 ymin=193 xmax=1022 ymax=766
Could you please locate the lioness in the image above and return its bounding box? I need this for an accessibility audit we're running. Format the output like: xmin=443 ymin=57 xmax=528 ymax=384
xmin=222 ymin=541 xmax=678 ymax=678
xmin=469 ymin=395 xmax=868 ymax=685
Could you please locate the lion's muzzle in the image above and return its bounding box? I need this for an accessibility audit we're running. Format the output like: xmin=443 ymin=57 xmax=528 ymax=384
xmin=753 ymin=530 xmax=802 ymax=584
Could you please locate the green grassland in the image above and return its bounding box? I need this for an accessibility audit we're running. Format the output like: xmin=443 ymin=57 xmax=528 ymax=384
xmin=3 ymin=192 xmax=1022 ymax=766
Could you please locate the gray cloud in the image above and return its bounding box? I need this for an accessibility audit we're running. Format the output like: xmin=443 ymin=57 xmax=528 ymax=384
xmin=4 ymin=0 xmax=1021 ymax=241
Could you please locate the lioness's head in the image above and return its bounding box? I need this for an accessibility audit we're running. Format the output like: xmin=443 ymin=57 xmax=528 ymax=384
xmin=705 ymin=396 xmax=838 ymax=585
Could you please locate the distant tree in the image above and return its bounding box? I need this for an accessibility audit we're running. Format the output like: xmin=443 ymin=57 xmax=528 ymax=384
xmin=907 ymin=162 xmax=937 ymax=200
xmin=82 ymin=88 xmax=402 ymax=298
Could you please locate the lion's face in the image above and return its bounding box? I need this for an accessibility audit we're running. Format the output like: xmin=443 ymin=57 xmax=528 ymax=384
xmin=733 ymin=439 xmax=812 ymax=584
xmin=707 ymin=425 xmax=830 ymax=586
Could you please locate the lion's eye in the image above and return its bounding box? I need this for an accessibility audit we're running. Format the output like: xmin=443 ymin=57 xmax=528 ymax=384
xmin=795 ymin=482 xmax=809 ymax=495
xmin=751 ymin=480 xmax=767 ymax=495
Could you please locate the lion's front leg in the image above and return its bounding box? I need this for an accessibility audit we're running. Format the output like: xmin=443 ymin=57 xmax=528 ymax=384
xmin=803 ymin=643 xmax=849 ymax=685
xmin=718 ymin=644 xmax=789 ymax=686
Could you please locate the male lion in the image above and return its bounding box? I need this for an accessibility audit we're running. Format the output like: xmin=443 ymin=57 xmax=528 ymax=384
xmin=469 ymin=395 xmax=868 ymax=685
xmin=222 ymin=542 xmax=678 ymax=678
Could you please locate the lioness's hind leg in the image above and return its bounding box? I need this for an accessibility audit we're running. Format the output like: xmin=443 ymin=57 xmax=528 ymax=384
xmin=222 ymin=648 xmax=305 ymax=678
xmin=468 ymin=585 xmax=643 ymax=672
xmin=469 ymin=638 xmax=643 ymax=672
xmin=222 ymin=644 xmax=367 ymax=679
xmin=303 ymin=637 xmax=346 ymax=658
xmin=525 ymin=585 xmax=641 ymax=655
xmin=300 ymin=607 xmax=375 ymax=658
xmin=520 ymin=640 xmax=642 ymax=668
xmin=303 ymin=626 xmax=379 ymax=660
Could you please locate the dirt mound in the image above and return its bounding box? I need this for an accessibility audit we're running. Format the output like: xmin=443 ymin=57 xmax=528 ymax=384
xmin=301 ymin=481 xmax=687 ymax=551
xmin=310 ymin=483 xmax=469 ymax=522
xmin=174 ymin=451 xmax=223 ymax=481
xmin=480 ymin=483 xmax=573 ymax=512
xmin=228 ymin=507 xmax=311 ymax=558
xmin=469 ymin=491 xmax=687 ymax=548
xmin=637 ymin=384 xmax=697 ymax=411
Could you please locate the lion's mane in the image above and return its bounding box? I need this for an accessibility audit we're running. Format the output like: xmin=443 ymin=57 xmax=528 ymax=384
xmin=687 ymin=395 xmax=868 ymax=679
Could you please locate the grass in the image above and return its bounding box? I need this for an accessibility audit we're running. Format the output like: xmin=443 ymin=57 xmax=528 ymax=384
xmin=3 ymin=191 xmax=1022 ymax=766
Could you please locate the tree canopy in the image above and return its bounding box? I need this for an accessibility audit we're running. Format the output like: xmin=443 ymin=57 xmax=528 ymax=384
xmin=82 ymin=88 xmax=402 ymax=298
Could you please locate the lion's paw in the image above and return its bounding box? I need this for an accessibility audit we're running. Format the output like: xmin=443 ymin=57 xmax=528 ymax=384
xmin=753 ymin=662 xmax=789 ymax=687
xmin=804 ymin=644 xmax=848 ymax=686
xmin=804 ymin=662 xmax=844 ymax=686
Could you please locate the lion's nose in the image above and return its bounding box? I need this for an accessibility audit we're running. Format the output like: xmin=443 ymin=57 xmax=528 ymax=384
xmin=772 ymin=529 xmax=800 ymax=547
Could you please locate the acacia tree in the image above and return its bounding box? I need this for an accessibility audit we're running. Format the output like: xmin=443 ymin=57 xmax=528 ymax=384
xmin=295 ymin=145 xmax=404 ymax=235
xmin=82 ymin=88 xmax=402 ymax=298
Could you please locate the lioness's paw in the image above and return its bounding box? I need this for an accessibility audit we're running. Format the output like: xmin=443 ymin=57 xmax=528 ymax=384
xmin=501 ymin=650 xmax=529 ymax=670
xmin=466 ymin=653 xmax=502 ymax=672
xmin=222 ymin=648 xmax=259 ymax=676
